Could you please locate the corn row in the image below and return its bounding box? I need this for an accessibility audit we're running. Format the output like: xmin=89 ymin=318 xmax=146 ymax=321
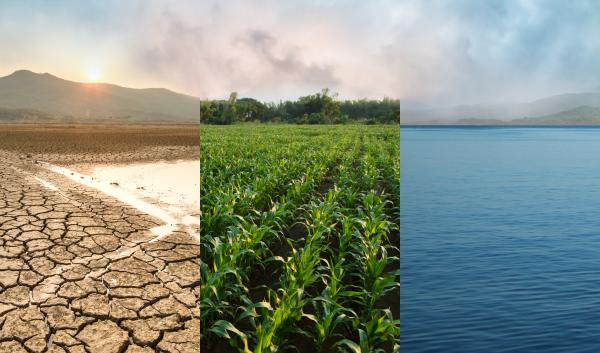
xmin=200 ymin=125 xmax=399 ymax=352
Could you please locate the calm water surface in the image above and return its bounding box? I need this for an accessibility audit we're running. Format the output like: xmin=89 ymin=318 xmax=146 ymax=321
xmin=401 ymin=126 xmax=600 ymax=352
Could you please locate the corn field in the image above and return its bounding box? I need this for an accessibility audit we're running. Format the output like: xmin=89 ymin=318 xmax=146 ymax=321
xmin=200 ymin=125 xmax=399 ymax=353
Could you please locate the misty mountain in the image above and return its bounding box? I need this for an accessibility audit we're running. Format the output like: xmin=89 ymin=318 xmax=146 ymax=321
xmin=513 ymin=105 xmax=600 ymax=123
xmin=0 ymin=70 xmax=199 ymax=122
xmin=402 ymin=92 xmax=600 ymax=122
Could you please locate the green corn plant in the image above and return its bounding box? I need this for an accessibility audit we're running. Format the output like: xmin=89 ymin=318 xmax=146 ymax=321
xmin=253 ymin=196 xmax=341 ymax=353
xmin=200 ymin=125 xmax=399 ymax=351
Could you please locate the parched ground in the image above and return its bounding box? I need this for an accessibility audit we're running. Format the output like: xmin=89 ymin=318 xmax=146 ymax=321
xmin=0 ymin=124 xmax=199 ymax=353
xmin=0 ymin=124 xmax=197 ymax=164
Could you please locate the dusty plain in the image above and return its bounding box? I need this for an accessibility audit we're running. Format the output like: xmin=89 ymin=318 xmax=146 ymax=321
xmin=0 ymin=124 xmax=200 ymax=353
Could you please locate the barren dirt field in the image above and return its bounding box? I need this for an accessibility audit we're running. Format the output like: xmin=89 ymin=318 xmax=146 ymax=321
xmin=0 ymin=124 xmax=199 ymax=353
xmin=0 ymin=124 xmax=198 ymax=164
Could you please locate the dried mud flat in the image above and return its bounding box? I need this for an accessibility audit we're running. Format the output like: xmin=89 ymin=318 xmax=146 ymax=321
xmin=0 ymin=124 xmax=199 ymax=353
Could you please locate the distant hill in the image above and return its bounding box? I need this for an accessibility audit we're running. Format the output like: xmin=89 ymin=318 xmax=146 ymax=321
xmin=524 ymin=94 xmax=600 ymax=117
xmin=514 ymin=106 xmax=600 ymax=124
xmin=0 ymin=70 xmax=199 ymax=122
xmin=402 ymin=92 xmax=600 ymax=123
xmin=0 ymin=107 xmax=55 ymax=122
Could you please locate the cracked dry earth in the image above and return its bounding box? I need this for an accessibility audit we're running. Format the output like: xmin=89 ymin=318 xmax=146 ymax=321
xmin=0 ymin=151 xmax=199 ymax=353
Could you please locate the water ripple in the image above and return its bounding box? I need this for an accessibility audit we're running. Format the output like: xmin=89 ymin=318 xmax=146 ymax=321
xmin=401 ymin=127 xmax=600 ymax=352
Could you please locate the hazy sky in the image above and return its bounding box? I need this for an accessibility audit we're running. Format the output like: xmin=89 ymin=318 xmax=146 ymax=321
xmin=1 ymin=1 xmax=598 ymax=104
xmin=398 ymin=0 xmax=600 ymax=108
xmin=0 ymin=0 xmax=401 ymax=101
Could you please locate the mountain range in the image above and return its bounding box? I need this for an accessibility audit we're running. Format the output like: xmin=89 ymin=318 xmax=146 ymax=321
xmin=402 ymin=92 xmax=600 ymax=124
xmin=0 ymin=70 xmax=199 ymax=122
xmin=2 ymin=69 xmax=598 ymax=124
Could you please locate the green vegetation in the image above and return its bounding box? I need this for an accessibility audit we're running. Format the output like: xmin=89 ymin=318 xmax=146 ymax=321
xmin=200 ymin=89 xmax=400 ymax=125
xmin=200 ymin=124 xmax=399 ymax=352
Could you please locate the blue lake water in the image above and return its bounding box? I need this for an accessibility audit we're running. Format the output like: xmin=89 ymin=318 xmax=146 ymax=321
xmin=400 ymin=126 xmax=600 ymax=352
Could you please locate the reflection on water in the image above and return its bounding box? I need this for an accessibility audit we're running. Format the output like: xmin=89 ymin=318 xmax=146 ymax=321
xmin=41 ymin=160 xmax=199 ymax=241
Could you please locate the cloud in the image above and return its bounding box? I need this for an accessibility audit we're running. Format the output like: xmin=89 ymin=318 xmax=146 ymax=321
xmin=235 ymin=30 xmax=339 ymax=87
xmin=1 ymin=0 xmax=406 ymax=100
xmin=127 ymin=0 xmax=399 ymax=100
xmin=394 ymin=0 xmax=600 ymax=107
xmin=13 ymin=0 xmax=599 ymax=104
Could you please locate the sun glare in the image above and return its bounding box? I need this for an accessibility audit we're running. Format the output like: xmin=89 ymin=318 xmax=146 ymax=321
xmin=86 ymin=67 xmax=102 ymax=82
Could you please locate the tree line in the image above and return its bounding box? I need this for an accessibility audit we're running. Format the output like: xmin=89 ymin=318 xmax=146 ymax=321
xmin=200 ymin=89 xmax=400 ymax=124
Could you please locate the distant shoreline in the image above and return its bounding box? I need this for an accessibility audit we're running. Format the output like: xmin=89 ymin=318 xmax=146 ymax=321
xmin=401 ymin=124 xmax=600 ymax=127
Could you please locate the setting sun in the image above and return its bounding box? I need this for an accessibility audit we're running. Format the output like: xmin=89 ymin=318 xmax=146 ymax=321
xmin=86 ymin=67 xmax=101 ymax=82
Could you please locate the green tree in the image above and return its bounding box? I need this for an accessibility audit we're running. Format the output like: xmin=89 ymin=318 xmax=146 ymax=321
xmin=237 ymin=98 xmax=266 ymax=122
xmin=200 ymin=100 xmax=218 ymax=123
xmin=298 ymin=88 xmax=341 ymax=124
xmin=201 ymin=89 xmax=399 ymax=124
xmin=220 ymin=92 xmax=238 ymax=124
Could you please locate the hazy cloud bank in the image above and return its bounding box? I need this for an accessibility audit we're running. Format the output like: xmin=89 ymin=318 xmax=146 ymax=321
xmin=396 ymin=0 xmax=600 ymax=108
xmin=0 ymin=0 xmax=402 ymax=100
xmin=3 ymin=0 xmax=595 ymax=104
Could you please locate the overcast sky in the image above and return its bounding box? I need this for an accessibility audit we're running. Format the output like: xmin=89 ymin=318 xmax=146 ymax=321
xmin=1 ymin=1 xmax=598 ymax=104
xmin=0 ymin=0 xmax=400 ymax=101
xmin=399 ymin=0 xmax=600 ymax=108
